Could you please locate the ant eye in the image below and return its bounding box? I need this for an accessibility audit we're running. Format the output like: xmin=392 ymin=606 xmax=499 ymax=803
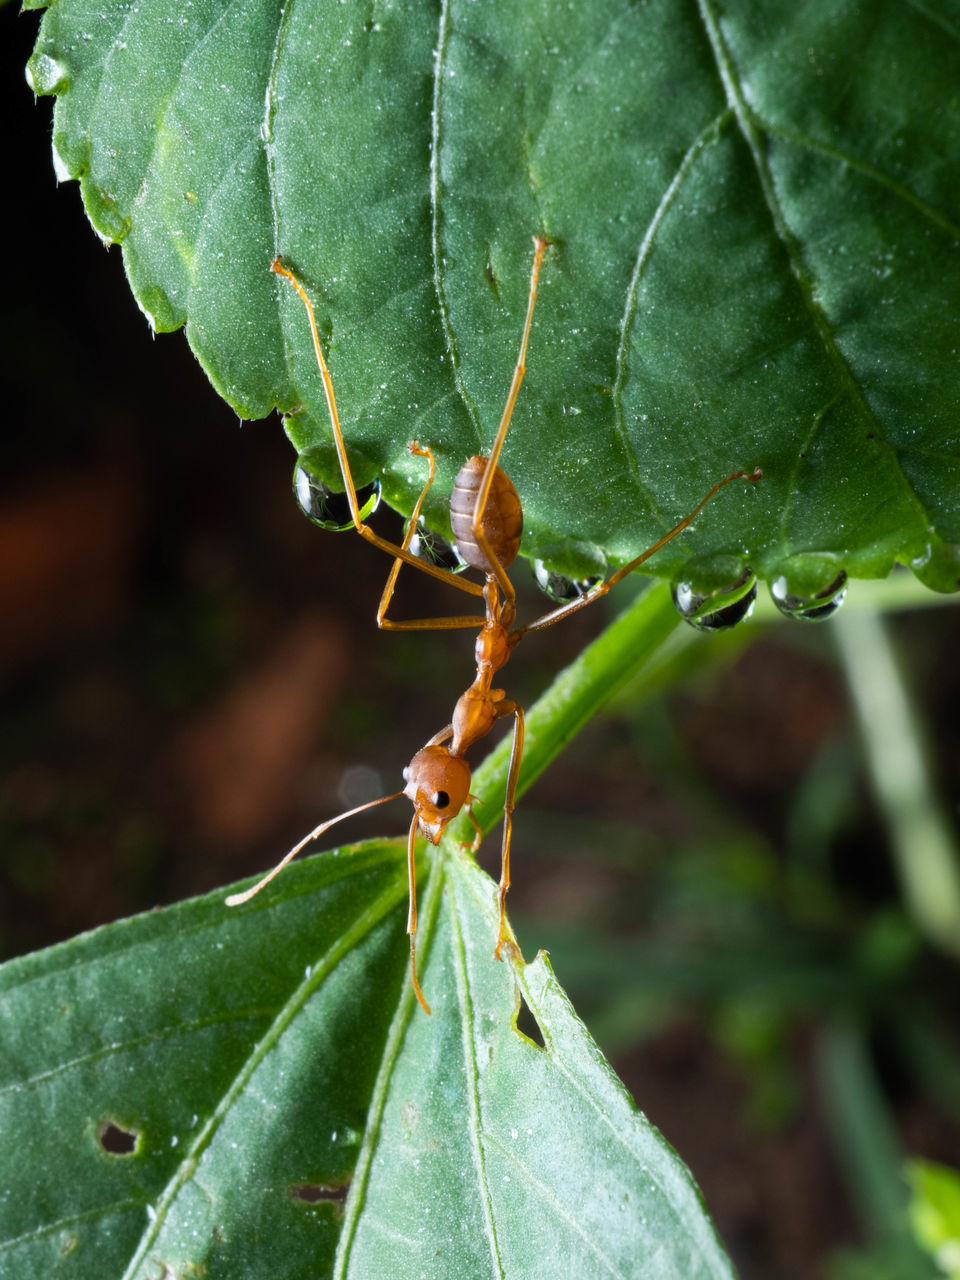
xmin=432 ymin=790 xmax=450 ymax=809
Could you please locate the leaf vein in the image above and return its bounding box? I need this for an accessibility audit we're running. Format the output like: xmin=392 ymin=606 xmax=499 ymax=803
xmin=760 ymin=121 xmax=960 ymax=241
xmin=696 ymin=0 xmax=934 ymax=535
xmin=481 ymin=1132 xmax=631 ymax=1280
xmin=450 ymin=882 xmax=506 ymax=1278
xmin=263 ymin=0 xmax=292 ymax=257
xmin=777 ymin=392 xmax=844 ymax=543
xmin=0 ymin=1010 xmax=271 ymax=1099
xmin=430 ymin=0 xmax=483 ymax=451
xmin=612 ymin=109 xmax=734 ymax=524
xmin=513 ymin=966 xmax=711 ymax=1252
xmin=102 ymin=0 xmax=246 ymax=260
xmin=332 ymin=856 xmax=444 ymax=1278
xmin=0 ymin=1197 xmax=144 ymax=1256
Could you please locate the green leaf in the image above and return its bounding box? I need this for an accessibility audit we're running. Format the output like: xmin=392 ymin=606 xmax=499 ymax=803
xmin=0 ymin=854 xmax=734 ymax=1279
xmin=25 ymin=1 xmax=960 ymax=588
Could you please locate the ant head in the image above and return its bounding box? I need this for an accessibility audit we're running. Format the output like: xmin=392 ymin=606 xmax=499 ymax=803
xmin=403 ymin=745 xmax=471 ymax=845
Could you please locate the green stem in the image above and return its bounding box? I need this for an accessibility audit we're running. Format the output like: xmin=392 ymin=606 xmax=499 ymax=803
xmin=817 ymin=1021 xmax=934 ymax=1275
xmin=834 ymin=609 xmax=960 ymax=960
xmin=818 ymin=1022 xmax=909 ymax=1236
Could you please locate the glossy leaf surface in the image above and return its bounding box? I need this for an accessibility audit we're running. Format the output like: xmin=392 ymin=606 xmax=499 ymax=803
xmin=26 ymin=0 xmax=960 ymax=587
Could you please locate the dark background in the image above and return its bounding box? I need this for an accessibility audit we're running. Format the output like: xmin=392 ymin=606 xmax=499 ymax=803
xmin=5 ymin=9 xmax=960 ymax=1277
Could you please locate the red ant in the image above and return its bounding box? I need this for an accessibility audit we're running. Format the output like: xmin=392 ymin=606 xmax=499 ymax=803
xmin=227 ymin=237 xmax=761 ymax=1013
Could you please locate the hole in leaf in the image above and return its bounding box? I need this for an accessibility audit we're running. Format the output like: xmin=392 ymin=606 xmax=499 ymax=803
xmin=96 ymin=1118 xmax=140 ymax=1156
xmin=289 ymin=1179 xmax=351 ymax=1207
xmin=514 ymin=992 xmax=547 ymax=1049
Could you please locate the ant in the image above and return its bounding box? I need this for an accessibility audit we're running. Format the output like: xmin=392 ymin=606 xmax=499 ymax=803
xmin=227 ymin=237 xmax=761 ymax=1014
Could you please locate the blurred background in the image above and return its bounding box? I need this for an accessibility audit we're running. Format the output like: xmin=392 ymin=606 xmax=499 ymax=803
xmin=5 ymin=10 xmax=960 ymax=1278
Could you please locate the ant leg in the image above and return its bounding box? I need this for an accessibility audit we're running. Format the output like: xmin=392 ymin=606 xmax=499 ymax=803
xmin=471 ymin=236 xmax=549 ymax=609
xmin=492 ymin=700 xmax=525 ymax=960
xmin=271 ymin=258 xmax=482 ymax=599
xmin=520 ymin=466 xmax=763 ymax=635
xmin=377 ymin=442 xmax=487 ymax=633
xmin=459 ymin=794 xmax=484 ymax=855
xmin=406 ymin=809 xmax=432 ymax=1015
xmin=425 ymin=723 xmax=454 ymax=748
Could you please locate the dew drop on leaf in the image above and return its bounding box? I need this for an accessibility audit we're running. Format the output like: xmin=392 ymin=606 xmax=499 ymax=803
xmin=408 ymin=519 xmax=468 ymax=573
xmin=770 ymin=557 xmax=848 ymax=622
xmin=532 ymin=560 xmax=601 ymax=603
xmin=26 ymin=53 xmax=70 ymax=95
xmin=293 ymin=459 xmax=381 ymax=530
xmin=671 ymin=556 xmax=757 ymax=632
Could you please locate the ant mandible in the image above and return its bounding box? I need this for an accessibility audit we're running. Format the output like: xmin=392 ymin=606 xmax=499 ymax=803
xmin=227 ymin=237 xmax=761 ymax=1014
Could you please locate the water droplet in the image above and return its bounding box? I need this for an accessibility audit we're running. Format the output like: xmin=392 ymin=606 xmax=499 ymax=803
xmin=910 ymin=540 xmax=960 ymax=594
xmin=408 ymin=518 xmax=468 ymax=573
xmin=27 ymin=53 xmax=70 ymax=96
xmin=769 ymin=556 xmax=848 ymax=621
xmin=671 ymin=556 xmax=757 ymax=631
xmin=293 ymin=458 xmax=380 ymax=530
xmin=532 ymin=560 xmax=601 ymax=603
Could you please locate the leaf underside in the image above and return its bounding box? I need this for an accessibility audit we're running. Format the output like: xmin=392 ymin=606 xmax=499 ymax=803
xmin=26 ymin=0 xmax=960 ymax=588
xmin=0 ymin=844 xmax=735 ymax=1280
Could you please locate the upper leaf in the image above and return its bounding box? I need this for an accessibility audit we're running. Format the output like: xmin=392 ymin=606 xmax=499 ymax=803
xmin=27 ymin=0 xmax=960 ymax=587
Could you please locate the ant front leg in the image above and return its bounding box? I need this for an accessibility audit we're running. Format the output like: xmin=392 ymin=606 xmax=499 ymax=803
xmin=270 ymin=258 xmax=483 ymax=600
xmin=459 ymin=794 xmax=484 ymax=855
xmin=406 ymin=809 xmax=432 ymax=1015
xmin=493 ymin=700 xmax=525 ymax=961
xmin=377 ymin=442 xmax=487 ymax=633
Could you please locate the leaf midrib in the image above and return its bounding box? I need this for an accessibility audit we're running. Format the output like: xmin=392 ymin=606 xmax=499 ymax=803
xmin=431 ymin=0 xmax=484 ymax=456
xmin=332 ymin=855 xmax=444 ymax=1278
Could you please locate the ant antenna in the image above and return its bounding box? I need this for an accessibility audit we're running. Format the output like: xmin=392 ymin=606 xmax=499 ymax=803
xmin=228 ymin=788 xmax=434 ymax=1015
xmin=226 ymin=790 xmax=405 ymax=907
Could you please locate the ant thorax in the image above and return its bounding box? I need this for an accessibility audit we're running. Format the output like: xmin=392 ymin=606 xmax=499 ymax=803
xmin=474 ymin=613 xmax=515 ymax=676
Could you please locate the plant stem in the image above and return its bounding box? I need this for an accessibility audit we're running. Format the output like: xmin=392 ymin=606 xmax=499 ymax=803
xmin=834 ymin=609 xmax=960 ymax=960
xmin=817 ymin=1020 xmax=935 ymax=1275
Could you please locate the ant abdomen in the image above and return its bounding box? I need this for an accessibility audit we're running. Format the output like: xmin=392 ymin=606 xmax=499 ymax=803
xmin=450 ymin=455 xmax=523 ymax=573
